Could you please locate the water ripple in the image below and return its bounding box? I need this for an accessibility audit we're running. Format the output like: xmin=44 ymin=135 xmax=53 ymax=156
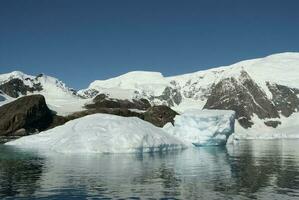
xmin=1 ymin=140 xmax=299 ymax=199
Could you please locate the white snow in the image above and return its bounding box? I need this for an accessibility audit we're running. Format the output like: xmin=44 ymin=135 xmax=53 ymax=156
xmin=78 ymin=71 xmax=169 ymax=99
xmin=163 ymin=109 xmax=235 ymax=146
xmin=6 ymin=114 xmax=186 ymax=154
xmin=0 ymin=71 xmax=34 ymax=82
xmin=87 ymin=71 xmax=168 ymax=92
xmin=0 ymin=71 xmax=86 ymax=115
xmin=78 ymin=52 xmax=299 ymax=139
xmin=80 ymin=53 xmax=299 ymax=111
xmin=0 ymin=92 xmax=13 ymax=106
xmin=231 ymin=113 xmax=299 ymax=140
xmin=0 ymin=71 xmax=75 ymax=97
xmin=2 ymin=52 xmax=299 ymax=140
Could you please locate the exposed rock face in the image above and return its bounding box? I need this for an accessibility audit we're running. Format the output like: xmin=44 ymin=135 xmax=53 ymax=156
xmin=264 ymin=120 xmax=282 ymax=128
xmin=150 ymin=87 xmax=182 ymax=107
xmin=0 ymin=95 xmax=53 ymax=136
xmin=80 ymin=85 xmax=183 ymax=107
xmin=0 ymin=78 xmax=43 ymax=98
xmin=0 ymin=93 xmax=178 ymax=141
xmin=80 ymin=95 xmax=179 ymax=128
xmin=49 ymin=104 xmax=178 ymax=129
xmin=204 ymin=71 xmax=279 ymax=128
xmin=143 ymin=105 xmax=178 ymax=127
xmin=43 ymin=108 xmax=145 ymax=131
xmin=68 ymin=108 xmax=143 ymax=121
xmin=267 ymin=82 xmax=299 ymax=117
xmin=78 ymin=88 xmax=99 ymax=98
xmin=44 ymin=94 xmax=178 ymax=130
xmin=85 ymin=94 xmax=151 ymax=110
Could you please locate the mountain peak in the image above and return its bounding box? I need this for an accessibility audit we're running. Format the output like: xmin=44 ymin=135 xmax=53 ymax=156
xmin=265 ymin=52 xmax=299 ymax=58
xmin=88 ymin=71 xmax=168 ymax=92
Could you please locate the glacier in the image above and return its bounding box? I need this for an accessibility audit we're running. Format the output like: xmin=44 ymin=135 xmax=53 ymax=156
xmin=163 ymin=109 xmax=236 ymax=146
xmin=6 ymin=114 xmax=186 ymax=154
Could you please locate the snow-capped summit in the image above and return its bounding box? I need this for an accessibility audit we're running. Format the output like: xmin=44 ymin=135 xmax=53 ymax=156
xmin=79 ymin=52 xmax=299 ymax=132
xmin=0 ymin=71 xmax=77 ymax=98
xmin=0 ymin=71 xmax=89 ymax=116
xmin=78 ymin=71 xmax=169 ymax=100
xmin=2 ymin=52 xmax=299 ymax=132
xmin=89 ymin=71 xmax=167 ymax=89
xmin=80 ymin=52 xmax=299 ymax=104
xmin=0 ymin=70 xmax=31 ymax=81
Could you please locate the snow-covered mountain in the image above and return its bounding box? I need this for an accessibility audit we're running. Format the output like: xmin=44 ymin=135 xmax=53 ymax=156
xmin=0 ymin=71 xmax=76 ymax=97
xmin=1 ymin=52 xmax=299 ymax=134
xmin=0 ymin=71 xmax=89 ymax=115
xmin=80 ymin=53 xmax=299 ymax=102
xmin=79 ymin=52 xmax=299 ymax=132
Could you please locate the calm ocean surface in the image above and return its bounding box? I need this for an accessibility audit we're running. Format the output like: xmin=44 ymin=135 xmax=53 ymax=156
xmin=1 ymin=140 xmax=299 ymax=199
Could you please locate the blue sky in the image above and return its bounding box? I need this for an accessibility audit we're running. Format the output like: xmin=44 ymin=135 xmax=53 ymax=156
xmin=0 ymin=0 xmax=299 ymax=89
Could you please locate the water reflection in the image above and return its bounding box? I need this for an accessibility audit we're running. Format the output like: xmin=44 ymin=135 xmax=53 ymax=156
xmin=227 ymin=140 xmax=299 ymax=199
xmin=0 ymin=146 xmax=44 ymax=198
xmin=0 ymin=140 xmax=299 ymax=199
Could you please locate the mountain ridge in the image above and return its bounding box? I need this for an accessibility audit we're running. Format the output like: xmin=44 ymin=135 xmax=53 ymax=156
xmin=1 ymin=52 xmax=299 ymax=131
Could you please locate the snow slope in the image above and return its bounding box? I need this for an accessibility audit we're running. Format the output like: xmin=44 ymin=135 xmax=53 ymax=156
xmin=0 ymin=71 xmax=88 ymax=115
xmin=0 ymin=71 xmax=75 ymax=97
xmin=230 ymin=113 xmax=299 ymax=140
xmin=6 ymin=114 xmax=186 ymax=153
xmin=0 ymin=91 xmax=13 ymax=106
xmin=81 ymin=53 xmax=299 ymax=108
xmin=2 ymin=52 xmax=299 ymax=139
xmin=78 ymin=52 xmax=299 ymax=138
xmin=164 ymin=109 xmax=235 ymax=146
xmin=78 ymin=71 xmax=169 ymax=100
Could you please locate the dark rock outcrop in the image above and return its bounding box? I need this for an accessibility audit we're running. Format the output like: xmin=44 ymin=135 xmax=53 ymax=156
xmin=81 ymin=95 xmax=179 ymax=128
xmin=85 ymin=94 xmax=151 ymax=110
xmin=204 ymin=71 xmax=279 ymax=128
xmin=68 ymin=108 xmax=143 ymax=122
xmin=83 ymin=104 xmax=178 ymax=128
xmin=0 ymin=95 xmax=52 ymax=136
xmin=264 ymin=120 xmax=282 ymax=128
xmin=78 ymin=88 xmax=99 ymax=98
xmin=0 ymin=78 xmax=42 ymax=98
xmin=267 ymin=82 xmax=299 ymax=117
xmin=0 ymin=93 xmax=178 ymax=142
xmin=47 ymin=105 xmax=178 ymax=129
xmin=152 ymin=87 xmax=182 ymax=107
xmin=143 ymin=105 xmax=178 ymax=127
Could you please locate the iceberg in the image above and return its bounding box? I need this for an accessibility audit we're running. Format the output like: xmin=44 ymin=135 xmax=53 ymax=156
xmin=6 ymin=114 xmax=186 ymax=154
xmin=163 ymin=109 xmax=235 ymax=146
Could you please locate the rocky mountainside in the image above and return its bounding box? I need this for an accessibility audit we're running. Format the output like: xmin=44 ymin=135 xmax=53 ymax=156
xmin=0 ymin=95 xmax=53 ymax=136
xmin=0 ymin=71 xmax=77 ymax=98
xmin=79 ymin=52 xmax=299 ymax=130
xmin=204 ymin=70 xmax=280 ymax=128
xmin=0 ymin=93 xmax=180 ymax=144
xmin=1 ymin=52 xmax=299 ymax=131
xmin=0 ymin=71 xmax=88 ymax=116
